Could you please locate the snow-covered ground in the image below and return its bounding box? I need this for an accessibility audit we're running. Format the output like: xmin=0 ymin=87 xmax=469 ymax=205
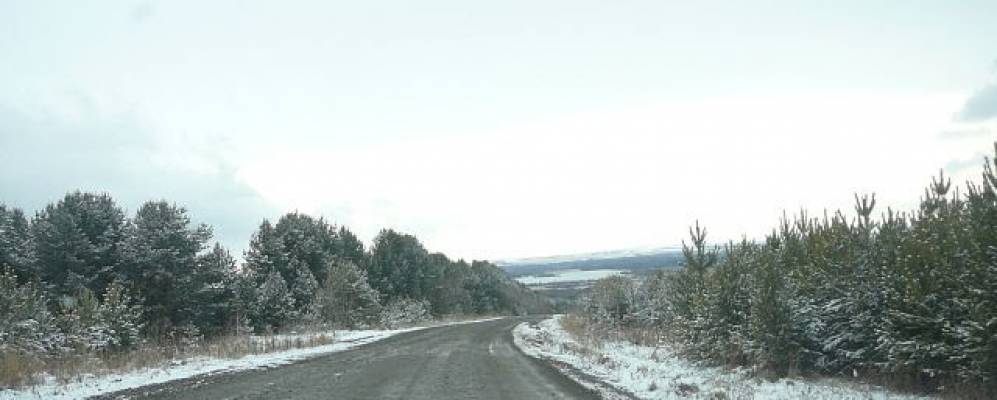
xmin=2 ymin=317 xmax=503 ymax=400
xmin=513 ymin=316 xmax=930 ymax=400
xmin=515 ymin=269 xmax=628 ymax=285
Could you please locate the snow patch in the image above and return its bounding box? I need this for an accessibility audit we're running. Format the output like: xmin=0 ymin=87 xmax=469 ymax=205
xmin=513 ymin=316 xmax=930 ymax=400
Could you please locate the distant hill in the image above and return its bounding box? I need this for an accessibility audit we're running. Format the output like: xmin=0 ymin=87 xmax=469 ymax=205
xmin=496 ymin=246 xmax=681 ymax=266
xmin=498 ymin=248 xmax=684 ymax=277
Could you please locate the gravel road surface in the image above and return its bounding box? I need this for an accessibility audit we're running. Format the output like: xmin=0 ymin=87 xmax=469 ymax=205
xmin=97 ymin=318 xmax=601 ymax=400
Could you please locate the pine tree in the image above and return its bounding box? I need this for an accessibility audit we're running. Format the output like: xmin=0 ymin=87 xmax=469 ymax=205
xmin=243 ymin=213 xmax=355 ymax=322
xmin=0 ymin=270 xmax=64 ymax=355
xmin=229 ymin=269 xmax=258 ymax=336
xmin=117 ymin=201 xmax=211 ymax=334
xmin=958 ymin=146 xmax=997 ymax=383
xmin=315 ymin=260 xmax=381 ymax=328
xmin=426 ymin=253 xmax=469 ymax=315
xmin=288 ymin=258 xmax=319 ymax=319
xmin=667 ymin=221 xmax=717 ymax=353
xmin=271 ymin=212 xmax=339 ymax=283
xmin=337 ymin=227 xmax=367 ymax=268
xmin=367 ymin=229 xmax=430 ymax=302
xmin=0 ymin=205 xmax=34 ymax=283
xmin=244 ymin=220 xmax=287 ymax=278
xmin=89 ymin=281 xmax=143 ymax=351
xmin=189 ymin=243 xmax=239 ymax=337
xmin=251 ymin=271 xmax=296 ymax=332
xmin=31 ymin=192 xmax=126 ymax=298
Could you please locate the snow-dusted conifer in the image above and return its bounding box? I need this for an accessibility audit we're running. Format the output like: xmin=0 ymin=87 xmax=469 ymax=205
xmin=288 ymin=258 xmax=319 ymax=316
xmin=31 ymin=192 xmax=126 ymax=298
xmin=316 ymin=259 xmax=381 ymax=328
xmin=117 ymin=200 xmax=211 ymax=335
xmin=0 ymin=270 xmax=65 ymax=355
xmin=189 ymin=243 xmax=239 ymax=336
xmin=92 ymin=281 xmax=143 ymax=351
xmin=251 ymin=271 xmax=296 ymax=332
xmin=0 ymin=204 xmax=34 ymax=283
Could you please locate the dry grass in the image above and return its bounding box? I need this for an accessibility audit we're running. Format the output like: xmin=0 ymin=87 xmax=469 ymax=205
xmin=559 ymin=314 xmax=588 ymax=338
xmin=2 ymin=315 xmax=502 ymax=391
xmin=0 ymin=330 xmax=338 ymax=391
xmin=559 ymin=314 xmax=664 ymax=352
xmin=0 ymin=352 xmax=45 ymax=388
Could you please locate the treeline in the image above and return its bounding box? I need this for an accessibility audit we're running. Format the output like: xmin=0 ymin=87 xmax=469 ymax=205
xmin=0 ymin=193 xmax=546 ymax=358
xmin=583 ymin=143 xmax=997 ymax=395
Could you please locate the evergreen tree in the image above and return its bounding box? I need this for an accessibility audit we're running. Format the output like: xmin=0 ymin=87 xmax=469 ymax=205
xmin=315 ymin=259 xmax=381 ymax=328
xmin=117 ymin=201 xmax=211 ymax=334
xmin=666 ymin=221 xmax=717 ymax=353
xmin=337 ymin=226 xmax=367 ymax=268
xmin=426 ymin=253 xmax=468 ymax=315
xmin=228 ymin=269 xmax=258 ymax=335
xmin=0 ymin=204 xmax=33 ymax=283
xmin=189 ymin=243 xmax=239 ymax=336
xmin=288 ymin=258 xmax=319 ymax=320
xmin=251 ymin=271 xmax=295 ymax=332
xmin=31 ymin=192 xmax=126 ymax=298
xmin=0 ymin=270 xmax=64 ymax=355
xmin=243 ymin=213 xmax=347 ymax=320
xmin=271 ymin=212 xmax=339 ymax=283
xmin=367 ymin=229 xmax=430 ymax=301
xmin=89 ymin=281 xmax=143 ymax=351
xmin=243 ymin=219 xmax=287 ymax=280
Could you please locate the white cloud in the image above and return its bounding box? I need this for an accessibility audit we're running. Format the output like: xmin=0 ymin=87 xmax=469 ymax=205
xmin=5 ymin=2 xmax=996 ymax=262
xmin=236 ymin=90 xmax=984 ymax=260
xmin=0 ymin=105 xmax=276 ymax=255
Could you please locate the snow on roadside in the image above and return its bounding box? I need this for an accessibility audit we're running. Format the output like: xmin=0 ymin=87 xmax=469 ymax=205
xmin=2 ymin=317 xmax=504 ymax=400
xmin=513 ymin=316 xmax=929 ymax=400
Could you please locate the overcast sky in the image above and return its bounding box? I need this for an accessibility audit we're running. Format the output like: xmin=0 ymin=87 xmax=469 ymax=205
xmin=2 ymin=1 xmax=996 ymax=261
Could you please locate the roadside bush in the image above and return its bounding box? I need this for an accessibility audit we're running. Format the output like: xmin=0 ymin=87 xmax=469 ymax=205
xmin=90 ymin=282 xmax=144 ymax=352
xmin=0 ymin=271 xmax=65 ymax=356
xmin=59 ymin=283 xmax=143 ymax=353
xmin=379 ymin=298 xmax=430 ymax=329
xmin=584 ymin=275 xmax=641 ymax=327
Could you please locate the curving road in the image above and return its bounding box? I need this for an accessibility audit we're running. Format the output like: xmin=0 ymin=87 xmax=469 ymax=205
xmin=98 ymin=318 xmax=600 ymax=400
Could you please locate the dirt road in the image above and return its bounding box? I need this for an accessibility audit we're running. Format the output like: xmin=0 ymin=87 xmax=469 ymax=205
xmin=98 ymin=318 xmax=600 ymax=400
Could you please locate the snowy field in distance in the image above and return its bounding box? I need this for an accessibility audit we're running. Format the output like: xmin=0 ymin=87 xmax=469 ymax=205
xmin=513 ymin=316 xmax=929 ymax=400
xmin=515 ymin=269 xmax=626 ymax=285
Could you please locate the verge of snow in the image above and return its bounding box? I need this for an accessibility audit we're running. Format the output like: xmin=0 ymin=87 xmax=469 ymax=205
xmin=513 ymin=316 xmax=931 ymax=400
xmin=2 ymin=317 xmax=504 ymax=400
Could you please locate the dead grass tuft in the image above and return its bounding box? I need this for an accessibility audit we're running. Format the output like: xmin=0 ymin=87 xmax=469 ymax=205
xmin=1 ymin=329 xmax=342 ymax=391
xmin=674 ymin=382 xmax=699 ymax=397
xmin=0 ymin=351 xmax=45 ymax=388
xmin=558 ymin=314 xmax=587 ymax=338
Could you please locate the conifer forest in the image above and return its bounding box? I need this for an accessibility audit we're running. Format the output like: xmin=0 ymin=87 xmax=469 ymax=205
xmin=0 ymin=195 xmax=546 ymax=386
xmin=578 ymin=143 xmax=997 ymax=395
